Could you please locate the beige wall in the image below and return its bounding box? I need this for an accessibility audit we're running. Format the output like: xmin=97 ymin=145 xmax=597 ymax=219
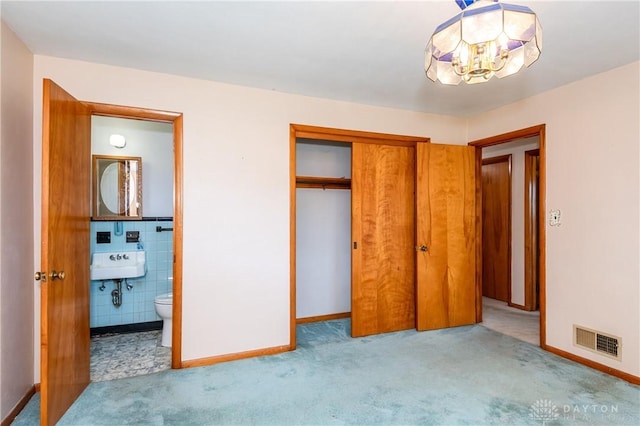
xmin=31 ymin=55 xmax=467 ymax=375
xmin=0 ymin=20 xmax=34 ymax=420
xmin=468 ymin=61 xmax=640 ymax=376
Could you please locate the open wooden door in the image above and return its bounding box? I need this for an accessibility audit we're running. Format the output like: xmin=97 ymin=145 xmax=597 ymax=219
xmin=39 ymin=79 xmax=91 ymax=425
xmin=416 ymin=143 xmax=476 ymax=331
xmin=481 ymin=155 xmax=512 ymax=302
xmin=351 ymin=142 xmax=416 ymax=337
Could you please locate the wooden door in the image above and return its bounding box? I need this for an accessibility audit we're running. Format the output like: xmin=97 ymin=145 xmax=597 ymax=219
xmin=351 ymin=143 xmax=415 ymax=337
xmin=524 ymin=149 xmax=540 ymax=311
xmin=416 ymin=143 xmax=476 ymax=331
xmin=40 ymin=79 xmax=91 ymax=425
xmin=481 ymin=155 xmax=511 ymax=302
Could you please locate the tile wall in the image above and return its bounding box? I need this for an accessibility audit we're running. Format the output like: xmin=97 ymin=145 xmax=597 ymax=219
xmin=90 ymin=219 xmax=173 ymax=328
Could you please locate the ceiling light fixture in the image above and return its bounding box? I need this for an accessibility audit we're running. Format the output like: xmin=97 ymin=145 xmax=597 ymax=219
xmin=109 ymin=134 xmax=126 ymax=149
xmin=425 ymin=0 xmax=542 ymax=85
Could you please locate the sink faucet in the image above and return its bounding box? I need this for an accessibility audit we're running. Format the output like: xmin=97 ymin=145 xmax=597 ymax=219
xmin=117 ymin=254 xmax=122 ymax=260
xmin=123 ymin=254 xmax=129 ymax=260
xmin=109 ymin=254 xmax=116 ymax=261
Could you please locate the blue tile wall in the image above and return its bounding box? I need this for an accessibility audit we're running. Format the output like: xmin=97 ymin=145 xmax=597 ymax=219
xmin=90 ymin=220 xmax=173 ymax=328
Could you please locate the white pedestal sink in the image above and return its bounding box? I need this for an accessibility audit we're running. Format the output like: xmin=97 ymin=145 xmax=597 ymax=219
xmin=90 ymin=251 xmax=146 ymax=281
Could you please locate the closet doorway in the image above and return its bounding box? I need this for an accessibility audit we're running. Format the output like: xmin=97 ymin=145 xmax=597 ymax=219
xmin=290 ymin=124 xmax=477 ymax=347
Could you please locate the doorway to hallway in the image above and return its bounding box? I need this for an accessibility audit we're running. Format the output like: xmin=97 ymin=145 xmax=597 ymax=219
xmin=469 ymin=125 xmax=546 ymax=347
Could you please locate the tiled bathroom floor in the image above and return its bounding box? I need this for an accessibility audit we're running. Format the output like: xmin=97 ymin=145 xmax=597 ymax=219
xmin=90 ymin=330 xmax=171 ymax=382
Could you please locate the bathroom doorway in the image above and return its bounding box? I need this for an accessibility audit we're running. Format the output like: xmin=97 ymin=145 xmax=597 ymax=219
xmin=89 ymin=115 xmax=175 ymax=381
xmin=40 ymin=80 xmax=184 ymax=425
xmin=85 ymin=102 xmax=182 ymax=368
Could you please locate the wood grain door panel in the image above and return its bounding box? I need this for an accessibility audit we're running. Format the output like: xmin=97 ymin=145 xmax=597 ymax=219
xmin=481 ymin=155 xmax=511 ymax=302
xmin=525 ymin=149 xmax=540 ymax=311
xmin=41 ymin=79 xmax=91 ymax=425
xmin=351 ymin=143 xmax=415 ymax=337
xmin=416 ymin=143 xmax=476 ymax=331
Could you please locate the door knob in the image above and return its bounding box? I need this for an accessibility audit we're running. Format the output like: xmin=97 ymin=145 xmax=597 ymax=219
xmin=34 ymin=271 xmax=47 ymax=282
xmin=49 ymin=270 xmax=65 ymax=281
xmin=417 ymin=245 xmax=428 ymax=252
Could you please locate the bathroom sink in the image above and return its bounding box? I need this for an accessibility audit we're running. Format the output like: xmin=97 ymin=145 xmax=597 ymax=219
xmin=90 ymin=251 xmax=146 ymax=281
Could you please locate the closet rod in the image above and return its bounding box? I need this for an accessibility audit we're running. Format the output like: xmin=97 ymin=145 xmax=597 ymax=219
xmin=296 ymin=175 xmax=351 ymax=190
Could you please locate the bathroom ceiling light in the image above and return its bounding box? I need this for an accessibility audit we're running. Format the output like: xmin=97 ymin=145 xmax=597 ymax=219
xmin=109 ymin=134 xmax=126 ymax=148
xmin=425 ymin=0 xmax=542 ymax=85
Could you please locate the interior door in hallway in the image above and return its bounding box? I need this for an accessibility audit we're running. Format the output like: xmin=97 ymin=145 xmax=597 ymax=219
xmin=481 ymin=155 xmax=512 ymax=302
xmin=524 ymin=149 xmax=540 ymax=311
xmin=351 ymin=142 xmax=416 ymax=337
xmin=416 ymin=143 xmax=476 ymax=330
xmin=40 ymin=79 xmax=91 ymax=426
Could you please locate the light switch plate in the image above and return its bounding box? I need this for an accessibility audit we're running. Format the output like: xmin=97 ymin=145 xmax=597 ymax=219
xmin=549 ymin=209 xmax=561 ymax=226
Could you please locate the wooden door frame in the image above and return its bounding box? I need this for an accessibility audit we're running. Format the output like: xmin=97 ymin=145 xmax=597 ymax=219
xmin=289 ymin=124 xmax=429 ymax=349
xmin=481 ymin=154 xmax=513 ymax=304
xmin=524 ymin=149 xmax=540 ymax=311
xmin=85 ymin=102 xmax=184 ymax=368
xmin=469 ymin=124 xmax=546 ymax=347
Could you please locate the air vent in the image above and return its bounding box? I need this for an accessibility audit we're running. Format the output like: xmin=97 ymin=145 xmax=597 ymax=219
xmin=574 ymin=325 xmax=621 ymax=360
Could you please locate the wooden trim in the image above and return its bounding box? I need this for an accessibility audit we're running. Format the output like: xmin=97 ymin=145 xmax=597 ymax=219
xmin=182 ymin=344 xmax=291 ymax=368
xmin=296 ymin=312 xmax=351 ymax=324
xmin=1 ymin=385 xmax=36 ymax=426
xmin=474 ymin=148 xmax=483 ymax=323
xmin=524 ymin=149 xmax=540 ymax=311
xmin=35 ymin=383 xmax=40 ymax=392
xmin=171 ymin=115 xmax=184 ymax=369
xmin=296 ymin=176 xmax=351 ymax=190
xmin=481 ymin=154 xmax=511 ymax=166
xmin=543 ymin=344 xmax=640 ymax=385
xmin=468 ymin=124 xmax=545 ymax=148
xmin=85 ymin=102 xmax=181 ymax=122
xmin=469 ymin=124 xmax=546 ymax=347
xmin=83 ymin=102 xmax=185 ymax=369
xmin=538 ymin=127 xmax=547 ymax=347
xmin=507 ymin=302 xmax=528 ymax=311
xmin=291 ymin=123 xmax=430 ymax=146
xmin=289 ymin=126 xmax=297 ymax=351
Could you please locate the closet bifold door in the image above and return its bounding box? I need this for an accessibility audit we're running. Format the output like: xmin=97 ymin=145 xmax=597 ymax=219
xmin=351 ymin=142 xmax=416 ymax=337
xmin=415 ymin=143 xmax=476 ymax=331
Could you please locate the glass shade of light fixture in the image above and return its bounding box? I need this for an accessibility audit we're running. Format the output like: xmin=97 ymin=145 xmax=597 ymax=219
xmin=109 ymin=134 xmax=126 ymax=148
xmin=425 ymin=0 xmax=542 ymax=85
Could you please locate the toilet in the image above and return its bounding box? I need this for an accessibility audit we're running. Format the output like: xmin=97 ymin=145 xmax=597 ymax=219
xmin=154 ymin=292 xmax=173 ymax=347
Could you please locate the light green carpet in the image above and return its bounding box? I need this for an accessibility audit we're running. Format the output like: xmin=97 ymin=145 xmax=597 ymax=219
xmin=12 ymin=321 xmax=640 ymax=425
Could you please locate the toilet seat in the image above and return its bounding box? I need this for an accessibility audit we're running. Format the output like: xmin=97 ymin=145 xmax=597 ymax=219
xmin=155 ymin=293 xmax=172 ymax=305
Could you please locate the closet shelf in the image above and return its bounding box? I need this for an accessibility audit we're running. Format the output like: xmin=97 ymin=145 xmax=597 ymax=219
xmin=296 ymin=175 xmax=351 ymax=190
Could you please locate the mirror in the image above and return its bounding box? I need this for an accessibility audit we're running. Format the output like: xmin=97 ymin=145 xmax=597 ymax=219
xmin=92 ymin=155 xmax=142 ymax=220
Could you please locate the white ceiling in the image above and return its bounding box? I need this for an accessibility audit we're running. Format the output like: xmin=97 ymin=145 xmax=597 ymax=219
xmin=2 ymin=1 xmax=639 ymax=117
